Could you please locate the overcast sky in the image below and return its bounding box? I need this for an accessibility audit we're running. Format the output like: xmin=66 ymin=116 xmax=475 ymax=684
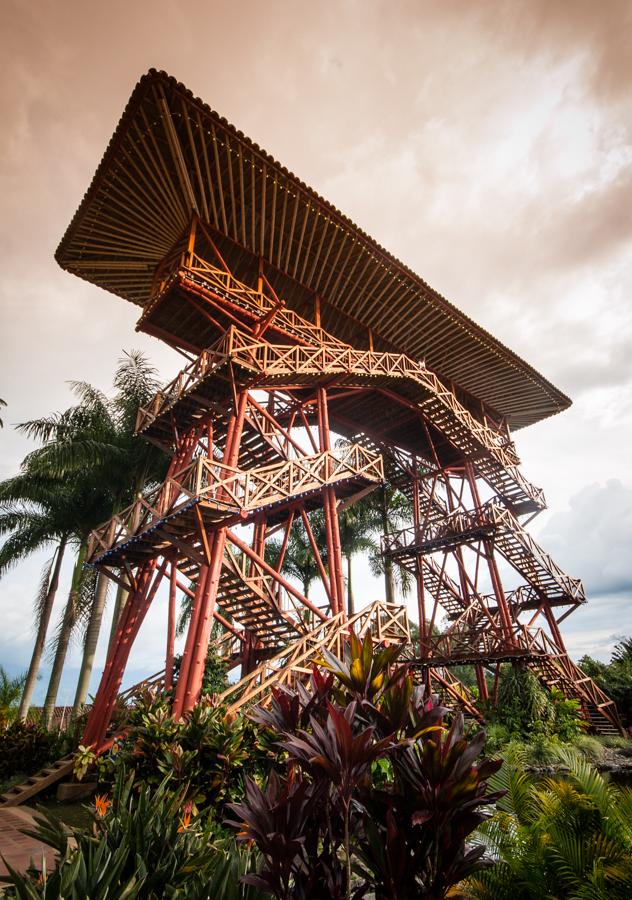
xmin=1 ymin=0 xmax=631 ymax=702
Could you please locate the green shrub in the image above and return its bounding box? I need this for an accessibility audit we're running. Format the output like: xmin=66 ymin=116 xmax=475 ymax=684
xmin=600 ymin=734 xmax=632 ymax=752
xmin=572 ymin=734 xmax=606 ymax=761
xmin=98 ymin=689 xmax=274 ymax=813
xmin=172 ymin=646 xmax=229 ymax=697
xmin=2 ymin=767 xmax=265 ymax=898
xmin=0 ymin=720 xmax=64 ymax=783
xmin=462 ymin=747 xmax=632 ymax=899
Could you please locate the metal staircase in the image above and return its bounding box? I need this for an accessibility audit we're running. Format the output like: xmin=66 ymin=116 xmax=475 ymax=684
xmin=217 ymin=601 xmax=410 ymax=715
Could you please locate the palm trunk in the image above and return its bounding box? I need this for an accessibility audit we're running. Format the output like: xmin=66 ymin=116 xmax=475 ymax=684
xmin=18 ymin=537 xmax=67 ymax=721
xmin=43 ymin=545 xmax=86 ymax=729
xmin=346 ymin=554 xmax=355 ymax=616
xmin=108 ymin=578 xmax=129 ymax=652
xmin=71 ymin=570 xmax=109 ymax=718
xmin=380 ymin=487 xmax=395 ymax=604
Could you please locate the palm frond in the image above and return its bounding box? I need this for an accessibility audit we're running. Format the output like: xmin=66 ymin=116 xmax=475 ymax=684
xmin=0 ymin=516 xmax=55 ymax=576
xmin=16 ymin=412 xmax=65 ymax=442
xmin=33 ymin=555 xmax=55 ymax=632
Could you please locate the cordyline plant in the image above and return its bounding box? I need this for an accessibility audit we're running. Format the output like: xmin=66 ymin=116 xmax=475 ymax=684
xmin=227 ymin=631 xmax=504 ymax=899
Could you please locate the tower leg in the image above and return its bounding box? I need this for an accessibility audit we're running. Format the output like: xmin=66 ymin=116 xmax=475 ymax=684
xmin=82 ymin=560 xmax=165 ymax=748
xmin=173 ymin=388 xmax=249 ymax=717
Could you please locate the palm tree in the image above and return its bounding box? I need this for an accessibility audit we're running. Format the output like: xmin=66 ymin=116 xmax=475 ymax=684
xmin=267 ymin=518 xmax=322 ymax=600
xmin=463 ymin=746 xmax=632 ymax=899
xmin=0 ymin=665 xmax=26 ymax=722
xmin=1 ymin=352 xmax=167 ymax=725
xmin=336 ymin=500 xmax=380 ymax=616
xmin=0 ymin=473 xmax=107 ymax=721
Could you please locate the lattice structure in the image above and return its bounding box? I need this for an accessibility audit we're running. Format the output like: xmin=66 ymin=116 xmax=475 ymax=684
xmin=55 ymin=71 xmax=622 ymax=748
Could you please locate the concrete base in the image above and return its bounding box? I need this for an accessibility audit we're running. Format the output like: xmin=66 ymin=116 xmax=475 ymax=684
xmin=56 ymin=782 xmax=97 ymax=802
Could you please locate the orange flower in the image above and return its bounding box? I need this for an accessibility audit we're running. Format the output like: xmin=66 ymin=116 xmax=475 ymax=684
xmin=177 ymin=810 xmax=192 ymax=833
xmin=94 ymin=794 xmax=111 ymax=817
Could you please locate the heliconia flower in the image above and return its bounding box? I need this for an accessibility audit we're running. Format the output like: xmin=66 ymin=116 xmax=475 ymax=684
xmin=94 ymin=794 xmax=111 ymax=817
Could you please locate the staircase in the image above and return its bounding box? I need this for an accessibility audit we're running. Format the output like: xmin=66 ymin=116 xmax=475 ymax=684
xmin=178 ymin=549 xmax=306 ymax=653
xmin=0 ymin=756 xmax=75 ymax=808
xmin=88 ymin=444 xmax=383 ymax=566
xmin=136 ymin=316 xmax=544 ymax=518
xmin=217 ymin=601 xmax=410 ymax=715
xmin=383 ymin=500 xmax=585 ymax=609
xmin=521 ymin=628 xmax=623 ymax=735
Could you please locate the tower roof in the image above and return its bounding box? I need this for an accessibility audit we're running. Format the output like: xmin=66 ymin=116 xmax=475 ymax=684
xmin=56 ymin=69 xmax=570 ymax=429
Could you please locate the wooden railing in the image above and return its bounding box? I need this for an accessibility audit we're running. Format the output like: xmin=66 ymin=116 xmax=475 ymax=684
xmin=382 ymin=499 xmax=584 ymax=604
xmin=217 ymin=601 xmax=410 ymax=714
xmin=87 ymin=443 xmax=383 ymax=562
xmin=134 ymin=320 xmax=542 ymax=511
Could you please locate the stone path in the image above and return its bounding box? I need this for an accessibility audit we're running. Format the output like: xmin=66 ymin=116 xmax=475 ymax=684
xmin=0 ymin=806 xmax=57 ymax=879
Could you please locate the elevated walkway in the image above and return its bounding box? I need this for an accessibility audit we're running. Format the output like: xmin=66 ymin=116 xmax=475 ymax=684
xmin=383 ymin=499 xmax=585 ymax=608
xmin=136 ymin=319 xmax=545 ymax=517
xmin=87 ymin=443 xmax=382 ymax=566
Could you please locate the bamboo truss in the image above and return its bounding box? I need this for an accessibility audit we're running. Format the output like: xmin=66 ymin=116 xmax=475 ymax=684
xmin=53 ymin=73 xmax=622 ymax=747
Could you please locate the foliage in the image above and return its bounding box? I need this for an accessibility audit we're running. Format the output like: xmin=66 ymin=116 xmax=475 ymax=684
xmin=462 ymin=746 xmax=632 ymax=899
xmin=266 ymin=517 xmax=321 ymax=598
xmin=0 ymin=666 xmax=27 ymax=723
xmin=172 ymin=645 xmax=229 ymax=697
xmin=228 ymin=631 xmax=503 ymax=899
xmin=0 ymin=351 xmax=169 ymax=723
xmin=580 ymin=638 xmax=632 ymax=727
xmin=485 ymin=665 xmax=584 ymax=744
xmin=0 ymin=719 xmax=64 ymax=783
xmin=99 ymin=690 xmax=273 ymax=814
xmin=2 ymin=767 xmax=265 ymax=899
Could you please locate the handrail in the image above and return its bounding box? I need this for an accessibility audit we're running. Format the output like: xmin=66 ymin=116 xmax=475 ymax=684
xmin=135 ymin=318 xmax=541 ymax=510
xmin=87 ymin=443 xmax=383 ymax=562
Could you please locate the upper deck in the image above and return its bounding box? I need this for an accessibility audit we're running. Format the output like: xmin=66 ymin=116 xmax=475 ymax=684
xmin=55 ymin=69 xmax=570 ymax=431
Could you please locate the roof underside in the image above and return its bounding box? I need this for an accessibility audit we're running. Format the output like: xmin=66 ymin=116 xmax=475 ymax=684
xmin=55 ymin=69 xmax=570 ymax=430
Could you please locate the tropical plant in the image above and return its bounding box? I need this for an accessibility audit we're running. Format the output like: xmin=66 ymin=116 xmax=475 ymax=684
xmin=0 ymin=472 xmax=103 ymax=721
xmin=0 ymin=666 xmax=27 ymax=723
xmin=266 ymin=517 xmax=322 ymax=599
xmin=366 ymin=483 xmax=413 ymax=604
xmin=2 ymin=767 xmax=265 ymax=898
xmin=336 ymin=499 xmax=380 ymax=616
xmin=172 ymin=645 xmax=229 ymax=696
xmin=0 ymin=352 xmax=168 ymax=725
xmin=462 ymin=746 xmax=632 ymax=899
xmin=0 ymin=719 xmax=64 ymax=785
xmin=228 ymin=632 xmax=503 ymax=899
xmin=97 ymin=690 xmax=272 ymax=814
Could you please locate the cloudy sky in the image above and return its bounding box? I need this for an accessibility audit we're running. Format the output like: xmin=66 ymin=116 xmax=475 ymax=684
xmin=1 ymin=0 xmax=631 ymax=702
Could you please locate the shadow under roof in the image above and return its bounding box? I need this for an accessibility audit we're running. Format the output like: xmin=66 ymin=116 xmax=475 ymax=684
xmin=56 ymin=69 xmax=570 ymax=430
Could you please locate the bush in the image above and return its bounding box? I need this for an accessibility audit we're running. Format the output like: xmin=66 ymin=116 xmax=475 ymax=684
xmin=2 ymin=767 xmax=265 ymax=898
xmin=0 ymin=719 xmax=64 ymax=783
xmin=462 ymin=747 xmax=632 ymax=899
xmin=96 ymin=688 xmax=274 ymax=814
xmin=484 ymin=666 xmax=584 ymax=747
xmin=228 ymin=631 xmax=504 ymax=899
xmin=572 ymin=734 xmax=606 ymax=761
xmin=172 ymin=646 xmax=229 ymax=697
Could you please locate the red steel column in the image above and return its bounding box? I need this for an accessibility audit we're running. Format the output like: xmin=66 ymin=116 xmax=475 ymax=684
xmin=83 ymin=559 xmax=166 ymax=748
xmin=165 ymin=558 xmax=178 ymax=692
xmin=317 ymin=387 xmax=345 ymax=617
xmin=176 ymin=388 xmax=250 ymax=716
xmin=465 ymin=463 xmax=516 ymax=649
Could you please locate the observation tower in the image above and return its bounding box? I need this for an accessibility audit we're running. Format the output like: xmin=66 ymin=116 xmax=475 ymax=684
xmin=55 ymin=70 xmax=622 ymax=748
